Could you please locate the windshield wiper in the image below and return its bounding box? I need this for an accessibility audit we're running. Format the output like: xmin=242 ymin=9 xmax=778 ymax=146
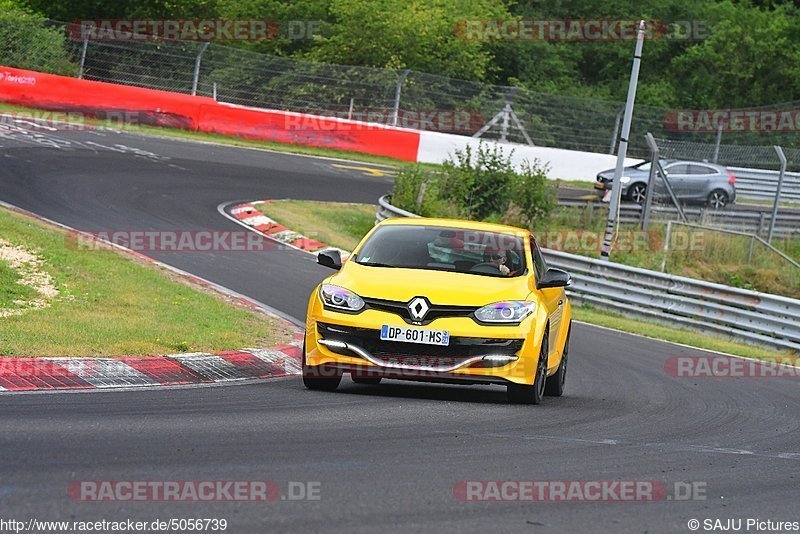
xmin=357 ymin=261 xmax=397 ymax=268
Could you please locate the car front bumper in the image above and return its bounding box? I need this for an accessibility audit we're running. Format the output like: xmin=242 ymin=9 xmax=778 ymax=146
xmin=304 ymin=295 xmax=547 ymax=386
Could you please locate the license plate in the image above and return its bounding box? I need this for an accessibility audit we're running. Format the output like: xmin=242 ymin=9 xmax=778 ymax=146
xmin=594 ymin=182 xmax=605 ymax=189
xmin=380 ymin=325 xmax=450 ymax=346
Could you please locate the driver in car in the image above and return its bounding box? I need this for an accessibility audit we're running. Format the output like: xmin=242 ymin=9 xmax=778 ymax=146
xmin=484 ymin=249 xmax=511 ymax=276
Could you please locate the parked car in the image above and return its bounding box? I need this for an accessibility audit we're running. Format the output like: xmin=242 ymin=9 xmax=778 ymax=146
xmin=595 ymin=159 xmax=736 ymax=209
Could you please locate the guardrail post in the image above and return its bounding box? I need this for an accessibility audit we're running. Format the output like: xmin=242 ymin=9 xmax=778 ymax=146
xmin=748 ymin=234 xmax=755 ymax=264
xmin=768 ymin=146 xmax=787 ymax=244
xmin=192 ymin=42 xmax=210 ymax=96
xmin=661 ymin=220 xmax=672 ymax=272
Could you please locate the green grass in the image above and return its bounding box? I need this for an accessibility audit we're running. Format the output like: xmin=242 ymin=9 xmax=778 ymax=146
xmin=258 ymin=200 xmax=376 ymax=251
xmin=0 ymin=260 xmax=38 ymax=308
xmin=572 ymin=306 xmax=796 ymax=361
xmin=256 ymin=199 xmax=796 ymax=361
xmin=0 ymin=207 xmax=291 ymax=357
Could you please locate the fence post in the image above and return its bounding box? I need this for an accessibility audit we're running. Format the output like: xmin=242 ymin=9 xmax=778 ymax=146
xmin=768 ymin=146 xmax=787 ymax=244
xmin=661 ymin=220 xmax=673 ymax=272
xmin=748 ymin=234 xmax=755 ymax=264
xmin=712 ymin=123 xmax=722 ymax=163
xmin=77 ymin=33 xmax=89 ymax=79
xmin=391 ymin=69 xmax=411 ymax=127
xmin=192 ymin=42 xmax=210 ymax=96
xmin=609 ymin=107 xmax=623 ymax=154
xmin=642 ymin=133 xmax=659 ymax=231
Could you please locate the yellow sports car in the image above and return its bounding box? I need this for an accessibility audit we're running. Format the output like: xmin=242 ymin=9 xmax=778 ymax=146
xmin=303 ymin=218 xmax=572 ymax=404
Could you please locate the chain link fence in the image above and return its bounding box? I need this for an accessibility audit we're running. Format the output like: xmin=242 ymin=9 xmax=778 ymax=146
xmin=4 ymin=18 xmax=800 ymax=160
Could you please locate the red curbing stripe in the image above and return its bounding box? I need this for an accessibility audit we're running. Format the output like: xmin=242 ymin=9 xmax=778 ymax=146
xmin=219 ymin=351 xmax=285 ymax=378
xmin=122 ymin=356 xmax=207 ymax=385
xmin=261 ymin=224 xmax=289 ymax=235
xmin=290 ymin=237 xmax=326 ymax=251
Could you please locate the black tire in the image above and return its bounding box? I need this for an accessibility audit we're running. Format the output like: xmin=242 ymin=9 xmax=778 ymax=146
xmin=302 ymin=341 xmax=342 ymax=391
xmin=507 ymin=328 xmax=549 ymax=405
xmin=351 ymin=375 xmax=382 ymax=385
xmin=707 ymin=189 xmax=729 ymax=210
xmin=544 ymin=323 xmax=571 ymax=397
xmin=627 ymin=183 xmax=647 ymax=204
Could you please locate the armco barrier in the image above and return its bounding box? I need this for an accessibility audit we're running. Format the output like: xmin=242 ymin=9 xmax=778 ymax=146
xmin=0 ymin=65 xmax=420 ymax=161
xmin=376 ymin=195 xmax=800 ymax=352
xmin=558 ymin=200 xmax=800 ymax=238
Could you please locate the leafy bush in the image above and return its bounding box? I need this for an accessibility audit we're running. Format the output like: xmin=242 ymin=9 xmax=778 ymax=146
xmin=391 ymin=143 xmax=555 ymax=228
xmin=0 ymin=1 xmax=76 ymax=75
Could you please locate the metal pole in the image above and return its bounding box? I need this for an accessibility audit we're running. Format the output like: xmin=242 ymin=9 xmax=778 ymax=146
xmin=499 ymin=101 xmax=511 ymax=143
xmin=712 ymin=123 xmax=722 ymax=163
xmin=77 ymin=33 xmax=89 ymax=79
xmin=642 ymin=133 xmax=659 ymax=231
xmin=601 ymin=20 xmax=646 ymax=261
xmin=212 ymin=82 xmax=217 ymax=101
xmin=661 ymin=220 xmax=673 ymax=272
xmin=768 ymin=146 xmax=787 ymax=244
xmin=748 ymin=234 xmax=755 ymax=264
xmin=192 ymin=42 xmax=210 ymax=96
xmin=391 ymin=69 xmax=411 ymax=127
xmin=609 ymin=107 xmax=623 ymax=154
xmin=348 ymin=98 xmax=354 ymax=121
xmin=654 ymin=158 xmax=688 ymax=222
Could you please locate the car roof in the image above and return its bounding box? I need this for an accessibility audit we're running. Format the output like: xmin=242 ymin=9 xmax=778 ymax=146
xmin=378 ymin=217 xmax=531 ymax=238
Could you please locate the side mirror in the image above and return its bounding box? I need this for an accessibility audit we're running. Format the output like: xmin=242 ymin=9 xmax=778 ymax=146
xmin=538 ymin=268 xmax=571 ymax=289
xmin=317 ymin=249 xmax=342 ymax=270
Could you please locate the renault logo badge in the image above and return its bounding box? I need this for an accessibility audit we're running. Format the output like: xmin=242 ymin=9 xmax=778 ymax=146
xmin=407 ymin=297 xmax=430 ymax=322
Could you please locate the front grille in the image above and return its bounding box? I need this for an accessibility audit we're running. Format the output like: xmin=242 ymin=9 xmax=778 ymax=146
xmin=317 ymin=323 xmax=523 ymax=365
xmin=362 ymin=297 xmax=478 ymax=325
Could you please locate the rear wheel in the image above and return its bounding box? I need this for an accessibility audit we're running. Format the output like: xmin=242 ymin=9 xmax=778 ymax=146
xmin=707 ymin=189 xmax=729 ymax=209
xmin=507 ymin=329 xmax=549 ymax=405
xmin=628 ymin=183 xmax=647 ymax=204
xmin=302 ymin=341 xmax=342 ymax=391
xmin=544 ymin=323 xmax=570 ymax=397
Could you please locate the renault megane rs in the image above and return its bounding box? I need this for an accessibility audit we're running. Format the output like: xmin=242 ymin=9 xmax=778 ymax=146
xmin=303 ymin=218 xmax=572 ymax=404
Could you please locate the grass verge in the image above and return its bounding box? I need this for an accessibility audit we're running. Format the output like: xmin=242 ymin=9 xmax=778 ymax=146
xmin=259 ymin=199 xmax=796 ymax=361
xmin=258 ymin=200 xmax=376 ymax=251
xmin=0 ymin=206 xmax=292 ymax=357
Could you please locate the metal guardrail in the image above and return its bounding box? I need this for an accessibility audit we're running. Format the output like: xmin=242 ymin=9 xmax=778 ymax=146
xmin=376 ymin=195 xmax=800 ymax=352
xmin=728 ymin=167 xmax=800 ymax=202
xmin=558 ymin=200 xmax=800 ymax=238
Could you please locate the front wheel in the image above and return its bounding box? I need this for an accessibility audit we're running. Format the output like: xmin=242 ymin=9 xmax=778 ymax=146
xmin=302 ymin=342 xmax=342 ymax=391
xmin=507 ymin=329 xmax=549 ymax=405
xmin=707 ymin=189 xmax=729 ymax=210
xmin=627 ymin=183 xmax=647 ymax=204
xmin=544 ymin=323 xmax=570 ymax=397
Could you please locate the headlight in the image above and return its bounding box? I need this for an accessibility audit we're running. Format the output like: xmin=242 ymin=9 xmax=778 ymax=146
xmin=620 ymin=176 xmax=631 ymax=184
xmin=320 ymin=284 xmax=365 ymax=312
xmin=473 ymin=301 xmax=536 ymax=324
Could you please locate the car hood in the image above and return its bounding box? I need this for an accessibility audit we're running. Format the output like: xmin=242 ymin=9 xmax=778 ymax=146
xmin=328 ymin=261 xmax=532 ymax=306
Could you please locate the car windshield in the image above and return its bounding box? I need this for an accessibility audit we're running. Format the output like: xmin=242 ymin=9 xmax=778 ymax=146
xmin=354 ymin=225 xmax=527 ymax=277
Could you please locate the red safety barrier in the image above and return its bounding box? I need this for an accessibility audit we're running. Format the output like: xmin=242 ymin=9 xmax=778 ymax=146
xmin=0 ymin=65 xmax=420 ymax=161
xmin=197 ymin=103 xmax=420 ymax=161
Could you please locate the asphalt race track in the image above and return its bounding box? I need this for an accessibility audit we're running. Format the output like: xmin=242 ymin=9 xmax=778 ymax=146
xmin=1 ymin=122 xmax=799 ymax=533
